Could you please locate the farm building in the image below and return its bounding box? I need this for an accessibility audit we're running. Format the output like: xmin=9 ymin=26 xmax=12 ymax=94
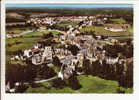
xmin=104 ymin=24 xmax=130 ymax=32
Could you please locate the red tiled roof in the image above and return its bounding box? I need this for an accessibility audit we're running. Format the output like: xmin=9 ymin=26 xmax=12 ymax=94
xmin=31 ymin=49 xmax=40 ymax=52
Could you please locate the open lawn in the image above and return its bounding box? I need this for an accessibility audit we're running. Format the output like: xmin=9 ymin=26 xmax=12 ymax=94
xmin=23 ymin=30 xmax=59 ymax=37
xmin=6 ymin=37 xmax=41 ymax=52
xmin=26 ymin=75 xmax=133 ymax=93
xmin=6 ymin=27 xmax=34 ymax=34
xmin=110 ymin=18 xmax=126 ymax=24
xmin=6 ymin=29 xmax=60 ymax=62
xmin=80 ymin=25 xmax=133 ymax=36
xmin=6 ymin=30 xmax=60 ymax=52
xmin=6 ymin=28 xmax=26 ymax=34
xmin=58 ymin=23 xmax=78 ymax=28
xmin=59 ymin=21 xmax=78 ymax=27
xmin=128 ymin=27 xmax=133 ymax=33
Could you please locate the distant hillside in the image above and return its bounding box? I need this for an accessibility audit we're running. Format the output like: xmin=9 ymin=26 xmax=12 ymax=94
xmin=6 ymin=7 xmax=133 ymax=24
xmin=6 ymin=7 xmax=133 ymax=17
xmin=6 ymin=12 xmax=24 ymax=19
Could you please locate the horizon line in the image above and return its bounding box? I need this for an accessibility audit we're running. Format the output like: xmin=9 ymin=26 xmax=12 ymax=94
xmin=6 ymin=4 xmax=133 ymax=9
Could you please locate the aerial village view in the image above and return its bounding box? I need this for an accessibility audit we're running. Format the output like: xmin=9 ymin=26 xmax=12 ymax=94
xmin=5 ymin=4 xmax=133 ymax=93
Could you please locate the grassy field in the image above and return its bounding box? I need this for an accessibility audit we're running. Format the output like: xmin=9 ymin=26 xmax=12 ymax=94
xmin=80 ymin=25 xmax=133 ymax=36
xmin=110 ymin=18 xmax=126 ymax=24
xmin=6 ymin=27 xmax=34 ymax=34
xmin=23 ymin=30 xmax=59 ymax=37
xmin=6 ymin=37 xmax=41 ymax=52
xmin=58 ymin=23 xmax=77 ymax=28
xmin=6 ymin=30 xmax=59 ymax=52
xmin=128 ymin=27 xmax=133 ymax=33
xmin=59 ymin=21 xmax=78 ymax=27
xmin=26 ymin=75 xmax=133 ymax=93
xmin=6 ymin=28 xmax=26 ymax=34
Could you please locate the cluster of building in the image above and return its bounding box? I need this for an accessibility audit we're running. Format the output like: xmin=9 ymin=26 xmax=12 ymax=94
xmin=26 ymin=16 xmax=94 ymax=24
xmin=6 ymin=34 xmax=20 ymax=38
xmin=26 ymin=17 xmax=56 ymax=26
xmin=9 ymin=16 xmax=133 ymax=81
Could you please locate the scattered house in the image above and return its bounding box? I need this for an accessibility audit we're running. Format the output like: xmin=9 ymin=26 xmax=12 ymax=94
xmin=5 ymin=81 xmax=16 ymax=93
xmin=5 ymin=82 xmax=10 ymax=92
xmin=6 ymin=34 xmax=13 ymax=38
xmin=6 ymin=34 xmax=20 ymax=38
xmin=110 ymin=38 xmax=118 ymax=43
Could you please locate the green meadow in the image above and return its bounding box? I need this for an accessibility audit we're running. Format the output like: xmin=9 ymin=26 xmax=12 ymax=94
xmin=26 ymin=75 xmax=133 ymax=93
xmin=110 ymin=18 xmax=126 ymax=24
xmin=80 ymin=25 xmax=133 ymax=36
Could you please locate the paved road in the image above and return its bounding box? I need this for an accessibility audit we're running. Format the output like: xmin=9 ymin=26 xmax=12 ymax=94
xmin=61 ymin=56 xmax=76 ymax=64
xmin=19 ymin=29 xmax=64 ymax=37
xmin=35 ymin=76 xmax=58 ymax=83
xmin=19 ymin=30 xmax=34 ymax=36
xmin=24 ymin=76 xmax=58 ymax=85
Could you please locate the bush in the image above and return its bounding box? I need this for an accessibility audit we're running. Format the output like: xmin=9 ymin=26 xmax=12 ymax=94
xmin=38 ymin=65 xmax=57 ymax=79
xmin=67 ymin=45 xmax=80 ymax=56
xmin=68 ymin=75 xmax=82 ymax=90
xmin=52 ymin=78 xmax=67 ymax=89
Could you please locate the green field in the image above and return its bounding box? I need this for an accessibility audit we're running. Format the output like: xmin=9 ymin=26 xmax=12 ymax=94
xmin=26 ymin=75 xmax=133 ymax=93
xmin=6 ymin=27 xmax=34 ymax=34
xmin=110 ymin=18 xmax=126 ymax=24
xmin=6 ymin=30 xmax=59 ymax=52
xmin=6 ymin=37 xmax=41 ymax=52
xmin=80 ymin=25 xmax=133 ymax=36
xmin=128 ymin=27 xmax=133 ymax=33
xmin=6 ymin=28 xmax=26 ymax=34
xmin=23 ymin=30 xmax=59 ymax=37
xmin=59 ymin=21 xmax=78 ymax=27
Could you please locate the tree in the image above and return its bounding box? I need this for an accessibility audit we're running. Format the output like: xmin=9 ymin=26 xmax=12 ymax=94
xmin=53 ymin=56 xmax=62 ymax=67
xmin=83 ymin=58 xmax=91 ymax=75
xmin=39 ymin=64 xmax=56 ymax=79
xmin=52 ymin=78 xmax=67 ymax=89
xmin=42 ymin=32 xmax=54 ymax=39
xmin=68 ymin=75 xmax=82 ymax=90
xmin=123 ymin=62 xmax=133 ymax=88
xmin=67 ymin=44 xmax=80 ymax=56
xmin=91 ymin=60 xmax=101 ymax=76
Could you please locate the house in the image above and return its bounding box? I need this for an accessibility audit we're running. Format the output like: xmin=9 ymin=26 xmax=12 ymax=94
xmin=88 ymin=20 xmax=93 ymax=26
xmin=106 ymin=57 xmax=119 ymax=64
xmin=42 ymin=46 xmax=53 ymax=62
xmin=63 ymin=66 xmax=73 ymax=79
xmin=58 ymin=71 xmax=64 ymax=80
xmin=6 ymin=34 xmax=12 ymax=38
xmin=77 ymin=53 xmax=84 ymax=67
xmin=32 ymin=54 xmax=42 ymax=65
